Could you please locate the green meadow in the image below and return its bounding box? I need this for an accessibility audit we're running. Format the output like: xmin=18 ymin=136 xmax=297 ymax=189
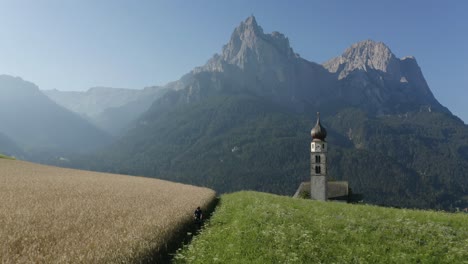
xmin=0 ymin=153 xmax=14 ymax=159
xmin=175 ymin=191 xmax=468 ymax=263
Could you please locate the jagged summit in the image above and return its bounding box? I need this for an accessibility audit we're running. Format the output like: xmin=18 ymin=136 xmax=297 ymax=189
xmin=245 ymin=15 xmax=257 ymax=25
xmin=323 ymin=39 xmax=402 ymax=80
xmin=231 ymin=15 xmax=264 ymax=43
xmin=183 ymin=16 xmax=333 ymax=109
xmin=322 ymin=39 xmax=445 ymax=114
xmin=175 ymin=18 xmax=445 ymax=115
xmin=240 ymin=15 xmax=262 ymax=33
xmin=196 ymin=16 xmax=298 ymax=73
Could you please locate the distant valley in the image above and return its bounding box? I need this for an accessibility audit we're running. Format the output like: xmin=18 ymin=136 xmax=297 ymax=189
xmin=43 ymin=86 xmax=167 ymax=135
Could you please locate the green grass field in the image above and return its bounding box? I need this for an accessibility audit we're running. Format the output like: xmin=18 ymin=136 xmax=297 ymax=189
xmin=175 ymin=191 xmax=468 ymax=264
xmin=0 ymin=153 xmax=14 ymax=159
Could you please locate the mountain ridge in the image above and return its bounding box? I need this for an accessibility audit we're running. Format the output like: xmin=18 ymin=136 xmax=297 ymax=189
xmin=44 ymin=85 xmax=166 ymax=135
xmin=44 ymin=17 xmax=450 ymax=122
xmin=154 ymin=17 xmax=447 ymax=117
xmin=0 ymin=131 xmax=23 ymax=157
xmin=322 ymin=39 xmax=447 ymax=115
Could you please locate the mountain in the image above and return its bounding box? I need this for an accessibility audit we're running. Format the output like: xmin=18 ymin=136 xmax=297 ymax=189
xmin=323 ymin=40 xmax=448 ymax=114
xmin=82 ymin=16 xmax=467 ymax=209
xmin=0 ymin=75 xmax=110 ymax=157
xmin=153 ymin=16 xmax=335 ymax=113
xmin=44 ymin=86 xmax=167 ymax=135
xmin=0 ymin=131 xmax=23 ymax=157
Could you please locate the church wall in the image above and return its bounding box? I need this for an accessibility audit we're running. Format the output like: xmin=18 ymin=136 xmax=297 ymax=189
xmin=310 ymin=176 xmax=327 ymax=200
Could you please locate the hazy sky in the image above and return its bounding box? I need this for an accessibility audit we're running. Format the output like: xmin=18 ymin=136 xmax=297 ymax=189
xmin=0 ymin=0 xmax=466 ymax=122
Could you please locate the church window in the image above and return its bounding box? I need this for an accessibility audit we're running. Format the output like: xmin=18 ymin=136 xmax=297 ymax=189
xmin=315 ymin=166 xmax=321 ymax=174
xmin=315 ymin=155 xmax=321 ymax=163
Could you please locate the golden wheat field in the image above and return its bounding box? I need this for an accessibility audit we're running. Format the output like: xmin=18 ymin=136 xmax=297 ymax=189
xmin=0 ymin=159 xmax=216 ymax=263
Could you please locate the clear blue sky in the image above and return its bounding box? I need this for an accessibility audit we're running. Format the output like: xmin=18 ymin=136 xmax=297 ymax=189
xmin=0 ymin=0 xmax=466 ymax=123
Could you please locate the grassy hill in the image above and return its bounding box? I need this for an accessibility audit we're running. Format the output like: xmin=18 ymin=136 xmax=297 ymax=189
xmin=175 ymin=191 xmax=468 ymax=263
xmin=0 ymin=159 xmax=216 ymax=263
xmin=0 ymin=153 xmax=14 ymax=159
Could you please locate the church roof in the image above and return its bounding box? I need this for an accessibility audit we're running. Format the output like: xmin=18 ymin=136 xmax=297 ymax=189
xmin=311 ymin=112 xmax=327 ymax=141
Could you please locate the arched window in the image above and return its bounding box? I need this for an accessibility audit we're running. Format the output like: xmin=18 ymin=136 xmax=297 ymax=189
xmin=315 ymin=155 xmax=321 ymax=163
xmin=315 ymin=166 xmax=321 ymax=174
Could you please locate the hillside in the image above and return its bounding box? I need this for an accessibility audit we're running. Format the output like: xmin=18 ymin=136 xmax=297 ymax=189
xmin=95 ymin=90 xmax=468 ymax=209
xmin=0 ymin=153 xmax=14 ymax=159
xmin=100 ymin=94 xmax=312 ymax=191
xmin=0 ymin=75 xmax=110 ymax=155
xmin=0 ymin=159 xmax=215 ymax=263
xmin=0 ymin=131 xmax=23 ymax=158
xmin=175 ymin=191 xmax=468 ymax=263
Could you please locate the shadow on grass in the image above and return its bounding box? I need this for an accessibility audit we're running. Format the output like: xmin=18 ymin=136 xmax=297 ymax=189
xmin=137 ymin=196 xmax=220 ymax=264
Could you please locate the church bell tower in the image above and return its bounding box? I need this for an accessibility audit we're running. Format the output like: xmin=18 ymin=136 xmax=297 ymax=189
xmin=310 ymin=112 xmax=327 ymax=201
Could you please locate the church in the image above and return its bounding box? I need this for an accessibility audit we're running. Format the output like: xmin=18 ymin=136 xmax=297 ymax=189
xmin=294 ymin=113 xmax=350 ymax=201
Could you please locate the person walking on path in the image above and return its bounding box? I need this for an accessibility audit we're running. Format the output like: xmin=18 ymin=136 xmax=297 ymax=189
xmin=194 ymin=206 xmax=203 ymax=227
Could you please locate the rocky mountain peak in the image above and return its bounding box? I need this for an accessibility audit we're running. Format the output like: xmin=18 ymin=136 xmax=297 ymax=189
xmin=186 ymin=19 xmax=444 ymax=116
xmin=219 ymin=15 xmax=266 ymax=64
xmin=196 ymin=16 xmax=297 ymax=74
xmin=345 ymin=40 xmax=395 ymax=67
xmin=179 ymin=16 xmax=331 ymax=109
xmin=323 ymin=39 xmax=401 ymax=80
xmin=322 ymin=40 xmax=444 ymax=114
xmin=242 ymin=15 xmax=261 ymax=31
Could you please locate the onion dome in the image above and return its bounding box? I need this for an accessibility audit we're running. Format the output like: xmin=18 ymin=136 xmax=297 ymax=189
xmin=311 ymin=112 xmax=327 ymax=141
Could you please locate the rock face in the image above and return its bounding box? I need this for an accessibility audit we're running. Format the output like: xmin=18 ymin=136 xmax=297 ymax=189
xmin=45 ymin=18 xmax=449 ymax=133
xmin=161 ymin=16 xmax=334 ymax=112
xmin=323 ymin=40 xmax=446 ymax=114
xmin=157 ymin=19 xmax=447 ymax=117
xmin=324 ymin=40 xmax=401 ymax=79
xmin=200 ymin=16 xmax=298 ymax=72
